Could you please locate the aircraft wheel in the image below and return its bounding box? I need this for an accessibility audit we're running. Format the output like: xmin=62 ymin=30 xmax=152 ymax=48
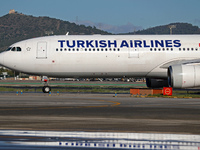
xmin=42 ymin=86 xmax=51 ymax=93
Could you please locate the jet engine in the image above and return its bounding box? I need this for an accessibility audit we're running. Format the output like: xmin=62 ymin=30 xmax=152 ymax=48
xmin=146 ymin=78 xmax=168 ymax=88
xmin=168 ymin=64 xmax=200 ymax=88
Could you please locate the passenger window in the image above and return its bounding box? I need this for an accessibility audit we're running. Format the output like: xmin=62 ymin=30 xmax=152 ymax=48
xmin=11 ymin=47 xmax=16 ymax=51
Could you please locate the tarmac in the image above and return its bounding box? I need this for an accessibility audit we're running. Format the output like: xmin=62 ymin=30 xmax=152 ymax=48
xmin=0 ymin=93 xmax=200 ymax=134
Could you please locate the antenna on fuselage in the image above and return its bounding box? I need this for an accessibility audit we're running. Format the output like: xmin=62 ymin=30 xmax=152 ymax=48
xmin=66 ymin=32 xmax=69 ymax=35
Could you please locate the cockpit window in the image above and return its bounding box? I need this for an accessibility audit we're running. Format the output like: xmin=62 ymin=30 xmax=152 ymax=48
xmin=16 ymin=47 xmax=21 ymax=51
xmin=6 ymin=47 xmax=12 ymax=51
xmin=11 ymin=47 xmax=16 ymax=51
xmin=10 ymin=47 xmax=22 ymax=52
xmin=5 ymin=47 xmax=22 ymax=52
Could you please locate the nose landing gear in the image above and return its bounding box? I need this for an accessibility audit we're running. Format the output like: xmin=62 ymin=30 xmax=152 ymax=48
xmin=42 ymin=76 xmax=51 ymax=93
xmin=42 ymin=86 xmax=51 ymax=93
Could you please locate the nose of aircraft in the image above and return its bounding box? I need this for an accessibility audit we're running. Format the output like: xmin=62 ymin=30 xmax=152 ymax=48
xmin=0 ymin=52 xmax=4 ymax=66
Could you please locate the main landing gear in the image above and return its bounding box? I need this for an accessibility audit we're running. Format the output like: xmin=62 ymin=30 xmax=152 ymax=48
xmin=42 ymin=76 xmax=51 ymax=93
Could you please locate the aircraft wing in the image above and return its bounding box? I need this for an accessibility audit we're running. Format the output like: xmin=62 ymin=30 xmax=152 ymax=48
xmin=160 ymin=58 xmax=200 ymax=69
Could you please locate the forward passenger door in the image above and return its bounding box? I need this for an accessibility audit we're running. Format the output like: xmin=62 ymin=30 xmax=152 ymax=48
xmin=37 ymin=42 xmax=47 ymax=59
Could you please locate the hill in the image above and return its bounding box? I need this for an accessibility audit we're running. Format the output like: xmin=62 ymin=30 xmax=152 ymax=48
xmin=131 ymin=23 xmax=200 ymax=35
xmin=0 ymin=12 xmax=110 ymax=51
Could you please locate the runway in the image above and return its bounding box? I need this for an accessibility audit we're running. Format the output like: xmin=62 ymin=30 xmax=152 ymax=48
xmin=0 ymin=93 xmax=200 ymax=134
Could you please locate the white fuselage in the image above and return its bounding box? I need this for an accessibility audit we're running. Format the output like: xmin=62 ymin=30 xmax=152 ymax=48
xmin=0 ymin=35 xmax=199 ymax=79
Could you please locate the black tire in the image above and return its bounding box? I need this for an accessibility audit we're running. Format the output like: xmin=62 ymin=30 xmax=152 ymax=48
xmin=42 ymin=86 xmax=51 ymax=93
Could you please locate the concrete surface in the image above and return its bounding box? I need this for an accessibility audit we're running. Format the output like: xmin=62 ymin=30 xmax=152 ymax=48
xmin=0 ymin=93 xmax=200 ymax=134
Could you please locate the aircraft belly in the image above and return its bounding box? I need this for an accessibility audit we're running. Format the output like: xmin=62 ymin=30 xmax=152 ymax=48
xmin=22 ymin=51 xmax=168 ymax=78
xmin=33 ymin=54 xmax=154 ymax=77
xmin=18 ymin=52 xmax=167 ymax=78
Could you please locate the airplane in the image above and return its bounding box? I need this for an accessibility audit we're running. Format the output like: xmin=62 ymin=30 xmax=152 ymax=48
xmin=0 ymin=34 xmax=200 ymax=93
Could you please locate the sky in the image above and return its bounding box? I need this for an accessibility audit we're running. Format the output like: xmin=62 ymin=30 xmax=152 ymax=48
xmin=1 ymin=0 xmax=200 ymax=33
